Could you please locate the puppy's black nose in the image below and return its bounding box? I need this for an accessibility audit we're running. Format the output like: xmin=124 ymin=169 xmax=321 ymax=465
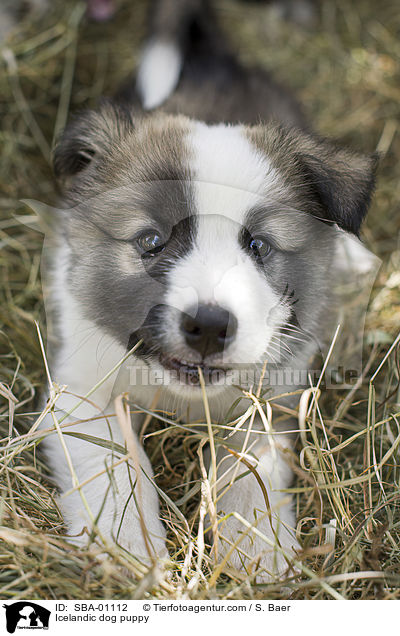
xmin=181 ymin=304 xmax=238 ymax=357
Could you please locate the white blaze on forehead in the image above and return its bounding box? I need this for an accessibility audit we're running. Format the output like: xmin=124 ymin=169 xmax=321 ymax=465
xmin=162 ymin=122 xmax=289 ymax=366
xmin=184 ymin=122 xmax=281 ymax=307
xmin=190 ymin=122 xmax=279 ymax=223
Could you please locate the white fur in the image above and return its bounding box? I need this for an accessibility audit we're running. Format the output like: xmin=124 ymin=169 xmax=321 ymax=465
xmin=190 ymin=122 xmax=281 ymax=203
xmin=136 ymin=39 xmax=182 ymax=110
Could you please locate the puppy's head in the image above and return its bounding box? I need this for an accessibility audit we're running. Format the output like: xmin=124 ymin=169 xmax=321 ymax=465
xmin=53 ymin=102 xmax=376 ymax=398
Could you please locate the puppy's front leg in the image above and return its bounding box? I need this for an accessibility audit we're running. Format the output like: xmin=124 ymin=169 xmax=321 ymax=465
xmin=41 ymin=388 xmax=167 ymax=562
xmin=213 ymin=431 xmax=299 ymax=580
xmin=39 ymin=300 xmax=167 ymax=561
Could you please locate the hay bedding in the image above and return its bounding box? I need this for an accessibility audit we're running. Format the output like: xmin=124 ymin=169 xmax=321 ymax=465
xmin=0 ymin=0 xmax=400 ymax=600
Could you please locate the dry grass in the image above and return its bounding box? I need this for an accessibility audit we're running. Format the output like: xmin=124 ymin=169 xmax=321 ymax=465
xmin=1 ymin=0 xmax=400 ymax=600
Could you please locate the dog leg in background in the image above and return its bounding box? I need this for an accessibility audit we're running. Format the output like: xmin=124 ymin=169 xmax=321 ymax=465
xmin=137 ymin=39 xmax=182 ymax=111
xmin=136 ymin=0 xmax=220 ymax=112
xmin=136 ymin=0 xmax=192 ymax=110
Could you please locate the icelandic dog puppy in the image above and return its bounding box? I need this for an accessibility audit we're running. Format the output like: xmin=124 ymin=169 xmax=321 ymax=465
xmin=40 ymin=0 xmax=376 ymax=579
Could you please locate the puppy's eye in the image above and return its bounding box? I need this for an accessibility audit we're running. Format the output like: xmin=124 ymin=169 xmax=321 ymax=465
xmin=248 ymin=236 xmax=272 ymax=259
xmin=136 ymin=231 xmax=166 ymax=257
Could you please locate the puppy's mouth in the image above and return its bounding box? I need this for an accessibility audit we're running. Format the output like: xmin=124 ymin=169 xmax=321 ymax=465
xmin=128 ymin=333 xmax=229 ymax=386
xmin=159 ymin=352 xmax=228 ymax=386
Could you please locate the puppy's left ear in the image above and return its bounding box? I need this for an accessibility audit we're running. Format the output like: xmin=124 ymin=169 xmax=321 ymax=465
xmin=296 ymin=136 xmax=378 ymax=236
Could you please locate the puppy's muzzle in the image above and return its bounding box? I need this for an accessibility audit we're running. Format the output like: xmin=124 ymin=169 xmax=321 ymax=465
xmin=180 ymin=304 xmax=238 ymax=357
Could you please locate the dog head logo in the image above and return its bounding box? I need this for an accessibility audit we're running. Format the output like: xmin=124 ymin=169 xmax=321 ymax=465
xmin=3 ymin=602 xmax=50 ymax=633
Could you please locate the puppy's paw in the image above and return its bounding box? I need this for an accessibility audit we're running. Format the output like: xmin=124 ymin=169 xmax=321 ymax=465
xmin=59 ymin=495 xmax=168 ymax=565
xmin=216 ymin=513 xmax=299 ymax=583
xmin=115 ymin=519 xmax=168 ymax=564
xmin=212 ymin=471 xmax=300 ymax=582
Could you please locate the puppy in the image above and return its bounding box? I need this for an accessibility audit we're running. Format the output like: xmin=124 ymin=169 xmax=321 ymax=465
xmin=40 ymin=0 xmax=376 ymax=580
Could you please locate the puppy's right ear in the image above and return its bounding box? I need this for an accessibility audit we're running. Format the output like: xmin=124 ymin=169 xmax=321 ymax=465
xmin=53 ymin=102 xmax=134 ymax=184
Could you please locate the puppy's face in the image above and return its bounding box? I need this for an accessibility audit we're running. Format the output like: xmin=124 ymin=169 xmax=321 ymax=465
xmin=54 ymin=104 xmax=375 ymax=398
